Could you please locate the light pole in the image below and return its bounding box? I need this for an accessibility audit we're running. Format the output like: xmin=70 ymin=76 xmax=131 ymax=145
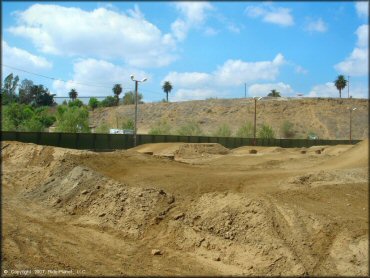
xmin=253 ymin=96 xmax=262 ymax=146
xmin=349 ymin=107 xmax=356 ymax=144
xmin=347 ymin=75 xmax=350 ymax=98
xmin=130 ymin=75 xmax=147 ymax=147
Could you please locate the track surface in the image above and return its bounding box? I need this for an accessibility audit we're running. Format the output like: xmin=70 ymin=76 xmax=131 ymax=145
xmin=2 ymin=141 xmax=368 ymax=276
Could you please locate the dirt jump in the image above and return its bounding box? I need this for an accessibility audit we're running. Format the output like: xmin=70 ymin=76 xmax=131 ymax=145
xmin=2 ymin=140 xmax=368 ymax=276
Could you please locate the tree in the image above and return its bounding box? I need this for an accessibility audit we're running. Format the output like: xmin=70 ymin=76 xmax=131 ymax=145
xmin=69 ymin=88 xmax=78 ymax=100
xmin=257 ymin=124 xmax=275 ymax=139
xmin=122 ymin=119 xmax=134 ymax=130
xmin=122 ymin=91 xmax=143 ymax=105
xmin=268 ymin=90 xmax=281 ymax=97
xmin=55 ymin=106 xmax=90 ymax=133
xmin=100 ymin=96 xmax=116 ymax=107
xmin=2 ymin=103 xmax=55 ymax=131
xmin=334 ymin=75 xmax=347 ymax=98
xmin=1 ymin=73 xmax=19 ymax=104
xmin=18 ymin=79 xmax=34 ymax=104
xmin=112 ymin=84 xmax=123 ymax=105
xmin=88 ymin=97 xmax=99 ymax=110
xmin=162 ymin=81 xmax=173 ymax=102
xmin=32 ymin=85 xmax=55 ymax=107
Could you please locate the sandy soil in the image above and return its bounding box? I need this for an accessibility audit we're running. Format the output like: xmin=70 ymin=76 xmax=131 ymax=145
xmin=2 ymin=140 xmax=368 ymax=276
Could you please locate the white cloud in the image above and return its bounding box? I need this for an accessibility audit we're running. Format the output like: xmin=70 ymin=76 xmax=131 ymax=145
xmin=2 ymin=40 xmax=52 ymax=70
xmin=305 ymin=18 xmax=328 ymax=33
xmin=245 ymin=3 xmax=294 ymax=27
xmin=171 ymin=88 xmax=218 ymax=102
xmin=163 ymin=53 xmax=285 ymax=89
xmin=52 ymin=59 xmax=149 ymax=98
xmin=163 ymin=54 xmax=286 ymax=101
xmin=247 ymin=82 xmax=294 ymax=97
xmin=214 ymin=53 xmax=285 ymax=86
xmin=308 ymin=82 xmax=367 ymax=99
xmin=355 ymin=2 xmax=369 ymax=18
xmin=295 ymin=65 xmax=308 ymax=74
xmin=335 ymin=24 xmax=368 ymax=76
xmin=171 ymin=2 xmax=214 ymax=41
xmin=163 ymin=72 xmax=212 ymax=88
xmin=8 ymin=4 xmax=177 ymax=68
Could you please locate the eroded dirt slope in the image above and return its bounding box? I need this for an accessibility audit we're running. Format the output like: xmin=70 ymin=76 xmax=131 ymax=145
xmin=2 ymin=140 xmax=368 ymax=276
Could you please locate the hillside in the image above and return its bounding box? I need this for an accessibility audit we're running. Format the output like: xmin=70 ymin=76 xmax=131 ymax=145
xmin=90 ymin=97 xmax=369 ymax=140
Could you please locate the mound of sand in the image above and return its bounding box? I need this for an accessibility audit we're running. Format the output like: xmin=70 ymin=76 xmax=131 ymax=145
xmin=2 ymin=141 xmax=368 ymax=276
xmin=321 ymin=139 xmax=368 ymax=169
xmin=175 ymin=143 xmax=230 ymax=159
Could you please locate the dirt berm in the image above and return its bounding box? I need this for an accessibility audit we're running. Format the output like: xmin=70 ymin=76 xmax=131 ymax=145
xmin=2 ymin=140 xmax=368 ymax=276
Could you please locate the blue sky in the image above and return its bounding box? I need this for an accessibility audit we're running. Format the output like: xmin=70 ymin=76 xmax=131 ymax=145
xmin=2 ymin=1 xmax=369 ymax=102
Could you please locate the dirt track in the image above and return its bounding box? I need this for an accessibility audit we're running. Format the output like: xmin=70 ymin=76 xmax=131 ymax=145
xmin=2 ymin=140 xmax=369 ymax=276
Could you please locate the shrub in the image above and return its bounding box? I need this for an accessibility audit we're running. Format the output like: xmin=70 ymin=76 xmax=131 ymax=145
xmin=257 ymin=124 xmax=275 ymax=139
xmin=55 ymin=106 xmax=90 ymax=133
xmin=95 ymin=123 xmax=110 ymax=133
xmin=68 ymin=99 xmax=84 ymax=108
xmin=88 ymin=98 xmax=99 ymax=110
xmin=213 ymin=123 xmax=232 ymax=137
xmin=281 ymin=120 xmax=295 ymax=138
xmin=236 ymin=122 xmax=253 ymax=138
xmin=176 ymin=121 xmax=203 ymax=136
xmin=122 ymin=118 xmax=134 ymax=130
xmin=148 ymin=120 xmax=171 ymax=135
xmin=100 ymin=96 xmax=116 ymax=107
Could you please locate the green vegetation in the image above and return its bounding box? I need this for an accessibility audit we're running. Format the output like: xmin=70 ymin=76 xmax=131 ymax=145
xmin=112 ymin=84 xmax=123 ymax=105
xmin=55 ymin=105 xmax=90 ymax=133
xmin=162 ymin=81 xmax=173 ymax=103
xmin=68 ymin=88 xmax=78 ymax=100
xmin=100 ymin=96 xmax=116 ymax=107
xmin=2 ymin=103 xmax=56 ymax=131
xmin=95 ymin=123 xmax=110 ymax=133
xmin=176 ymin=121 xmax=203 ymax=136
xmin=88 ymin=97 xmax=99 ymax=110
xmin=213 ymin=123 xmax=232 ymax=137
xmin=148 ymin=120 xmax=171 ymax=135
xmin=122 ymin=118 xmax=134 ymax=130
xmin=68 ymin=99 xmax=84 ymax=108
xmin=281 ymin=120 xmax=295 ymax=138
xmin=257 ymin=124 xmax=275 ymax=139
xmin=121 ymin=91 xmax=143 ymax=105
xmin=334 ymin=75 xmax=347 ymax=98
xmin=268 ymin=90 xmax=281 ymax=97
xmin=236 ymin=122 xmax=253 ymax=138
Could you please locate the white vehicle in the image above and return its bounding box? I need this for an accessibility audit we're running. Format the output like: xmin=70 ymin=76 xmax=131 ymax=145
xmin=109 ymin=129 xmax=124 ymax=134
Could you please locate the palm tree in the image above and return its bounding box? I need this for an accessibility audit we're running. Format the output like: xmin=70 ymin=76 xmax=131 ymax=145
xmin=334 ymin=75 xmax=347 ymax=98
xmin=112 ymin=84 xmax=123 ymax=105
xmin=162 ymin=81 xmax=173 ymax=102
xmin=69 ymin=88 xmax=78 ymax=100
xmin=268 ymin=89 xmax=281 ymax=97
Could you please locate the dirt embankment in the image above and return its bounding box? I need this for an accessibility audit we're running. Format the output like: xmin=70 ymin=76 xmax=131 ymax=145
xmin=90 ymin=97 xmax=368 ymax=139
xmin=2 ymin=140 xmax=368 ymax=276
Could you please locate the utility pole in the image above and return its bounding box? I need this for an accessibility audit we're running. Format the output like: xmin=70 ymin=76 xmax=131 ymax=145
xmin=347 ymin=75 xmax=350 ymax=98
xmin=131 ymin=75 xmax=147 ymax=147
xmin=244 ymin=83 xmax=246 ymax=98
xmin=253 ymin=97 xmax=262 ymax=146
xmin=349 ymin=107 xmax=357 ymax=144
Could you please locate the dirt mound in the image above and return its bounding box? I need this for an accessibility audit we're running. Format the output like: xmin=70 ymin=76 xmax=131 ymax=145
xmin=131 ymin=143 xmax=184 ymax=156
xmin=2 ymin=141 xmax=368 ymax=276
xmin=174 ymin=143 xmax=230 ymax=159
xmin=321 ymin=139 xmax=368 ymax=169
xmin=288 ymin=168 xmax=368 ymax=187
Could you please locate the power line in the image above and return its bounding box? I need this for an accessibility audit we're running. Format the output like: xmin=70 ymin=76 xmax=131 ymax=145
xmin=1 ymin=64 xmax=133 ymax=90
